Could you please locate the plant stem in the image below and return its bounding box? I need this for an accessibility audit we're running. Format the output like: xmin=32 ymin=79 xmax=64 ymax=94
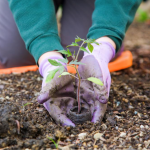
xmin=74 ymin=65 xmax=81 ymax=114
xmin=75 ymin=41 xmax=85 ymax=61
xmin=67 ymin=65 xmax=88 ymax=81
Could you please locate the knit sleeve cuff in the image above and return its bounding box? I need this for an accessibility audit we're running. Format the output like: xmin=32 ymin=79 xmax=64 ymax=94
xmin=29 ymin=33 xmax=64 ymax=64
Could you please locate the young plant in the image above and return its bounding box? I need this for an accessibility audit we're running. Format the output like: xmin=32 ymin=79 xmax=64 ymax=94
xmin=22 ymin=102 xmax=33 ymax=112
xmin=46 ymin=36 xmax=103 ymax=113
xmin=137 ymin=8 xmax=149 ymax=22
xmin=47 ymin=137 xmax=59 ymax=149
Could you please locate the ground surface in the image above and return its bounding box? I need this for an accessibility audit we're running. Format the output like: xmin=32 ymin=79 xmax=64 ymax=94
xmin=0 ymin=22 xmax=150 ymax=150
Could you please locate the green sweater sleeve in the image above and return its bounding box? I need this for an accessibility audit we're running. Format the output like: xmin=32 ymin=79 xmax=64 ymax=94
xmin=8 ymin=0 xmax=63 ymax=63
xmin=87 ymin=0 xmax=142 ymax=52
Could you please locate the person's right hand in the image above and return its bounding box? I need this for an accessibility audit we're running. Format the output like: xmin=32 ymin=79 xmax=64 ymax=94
xmin=37 ymin=55 xmax=76 ymax=127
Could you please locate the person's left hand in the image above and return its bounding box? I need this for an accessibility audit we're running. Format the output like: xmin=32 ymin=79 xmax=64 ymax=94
xmin=76 ymin=41 xmax=115 ymax=123
xmin=76 ymin=56 xmax=107 ymax=123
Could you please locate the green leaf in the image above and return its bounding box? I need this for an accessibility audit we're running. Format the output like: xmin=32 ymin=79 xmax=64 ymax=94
xmin=57 ymin=49 xmax=72 ymax=57
xmin=59 ymin=72 xmax=71 ymax=77
xmin=23 ymin=103 xmax=32 ymax=107
xmin=84 ymin=39 xmax=99 ymax=45
xmin=57 ymin=50 xmax=68 ymax=55
xmin=87 ymin=43 xmax=94 ymax=53
xmin=48 ymin=59 xmax=62 ymax=66
xmin=87 ymin=77 xmax=103 ymax=86
xmin=85 ymin=39 xmax=95 ymax=44
xmin=67 ymin=42 xmax=79 ymax=47
xmin=69 ymin=60 xmax=85 ymax=65
xmin=67 ymin=49 xmax=72 ymax=57
xmin=80 ymin=47 xmax=89 ymax=53
xmin=93 ymin=41 xmax=99 ymax=45
xmin=58 ymin=58 xmax=68 ymax=64
xmin=75 ymin=36 xmax=82 ymax=43
xmin=46 ymin=68 xmax=59 ymax=83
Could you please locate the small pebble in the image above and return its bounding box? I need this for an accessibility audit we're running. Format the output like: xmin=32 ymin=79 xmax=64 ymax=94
xmin=140 ymin=125 xmax=144 ymax=129
xmin=139 ymin=132 xmax=144 ymax=137
xmin=145 ymin=125 xmax=149 ymax=129
xmin=101 ymin=124 xmax=107 ymax=130
xmin=138 ymin=113 xmax=142 ymax=118
xmin=120 ymin=132 xmax=126 ymax=137
xmin=94 ymin=133 xmax=103 ymax=140
xmin=81 ymin=146 xmax=84 ymax=150
xmin=94 ymin=145 xmax=98 ymax=148
xmin=55 ymin=130 xmax=64 ymax=138
xmin=70 ymin=134 xmax=75 ymax=138
xmin=0 ymin=85 xmax=4 ymax=89
xmin=87 ymin=142 xmax=92 ymax=147
xmin=66 ymin=127 xmax=71 ymax=131
xmin=122 ymin=98 xmax=129 ymax=103
xmin=128 ymin=105 xmax=134 ymax=109
xmin=37 ymin=77 xmax=41 ymax=81
xmin=139 ymin=138 xmax=143 ymax=142
xmin=78 ymin=133 xmax=87 ymax=140
xmin=20 ymin=78 xmax=25 ymax=82
xmin=115 ymin=126 xmax=118 ymax=130
xmin=144 ymin=140 xmax=150 ymax=148
xmin=116 ymin=101 xmax=120 ymax=107
xmin=66 ymin=138 xmax=71 ymax=142
xmin=134 ymin=111 xmax=138 ymax=115
xmin=6 ymin=96 xmax=10 ymax=100
xmin=83 ymin=142 xmax=86 ymax=146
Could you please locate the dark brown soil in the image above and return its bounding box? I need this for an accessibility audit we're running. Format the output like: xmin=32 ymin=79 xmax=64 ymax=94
xmin=68 ymin=107 xmax=91 ymax=124
xmin=0 ymin=22 xmax=150 ymax=150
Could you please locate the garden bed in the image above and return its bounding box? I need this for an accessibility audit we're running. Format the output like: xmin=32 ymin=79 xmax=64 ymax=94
xmin=0 ymin=22 xmax=150 ymax=150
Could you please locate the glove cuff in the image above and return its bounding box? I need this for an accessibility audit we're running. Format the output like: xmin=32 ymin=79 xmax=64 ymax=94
xmin=97 ymin=41 xmax=116 ymax=60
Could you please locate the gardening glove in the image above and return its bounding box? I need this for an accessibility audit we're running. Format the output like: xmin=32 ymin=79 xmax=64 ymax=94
xmin=37 ymin=55 xmax=76 ymax=127
xmin=78 ymin=41 xmax=115 ymax=123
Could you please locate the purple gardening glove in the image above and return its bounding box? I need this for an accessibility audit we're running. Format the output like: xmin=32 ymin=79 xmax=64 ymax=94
xmin=37 ymin=55 xmax=76 ymax=127
xmin=77 ymin=41 xmax=115 ymax=123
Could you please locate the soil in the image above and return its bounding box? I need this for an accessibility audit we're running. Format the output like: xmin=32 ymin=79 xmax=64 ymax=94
xmin=68 ymin=107 xmax=91 ymax=124
xmin=0 ymin=21 xmax=150 ymax=150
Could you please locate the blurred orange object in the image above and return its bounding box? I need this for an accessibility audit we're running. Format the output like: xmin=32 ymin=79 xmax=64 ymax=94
xmin=0 ymin=65 xmax=38 ymax=74
xmin=0 ymin=51 xmax=132 ymax=74
xmin=108 ymin=50 xmax=132 ymax=72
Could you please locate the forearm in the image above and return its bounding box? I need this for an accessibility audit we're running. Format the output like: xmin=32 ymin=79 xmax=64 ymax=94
xmin=87 ymin=0 xmax=142 ymax=52
xmin=8 ymin=0 xmax=63 ymax=63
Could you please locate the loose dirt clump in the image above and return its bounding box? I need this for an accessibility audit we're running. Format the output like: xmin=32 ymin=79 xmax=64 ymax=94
xmin=0 ymin=22 xmax=150 ymax=149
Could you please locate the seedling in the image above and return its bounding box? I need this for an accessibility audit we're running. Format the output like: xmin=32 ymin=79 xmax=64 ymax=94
xmin=22 ymin=102 xmax=33 ymax=112
xmin=23 ymin=102 xmax=32 ymax=107
xmin=137 ymin=8 xmax=149 ymax=22
xmin=46 ymin=36 xmax=103 ymax=114
xmin=47 ymin=137 xmax=59 ymax=149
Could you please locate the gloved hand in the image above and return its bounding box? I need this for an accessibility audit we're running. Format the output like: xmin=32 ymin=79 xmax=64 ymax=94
xmin=78 ymin=41 xmax=115 ymax=123
xmin=37 ymin=55 xmax=76 ymax=127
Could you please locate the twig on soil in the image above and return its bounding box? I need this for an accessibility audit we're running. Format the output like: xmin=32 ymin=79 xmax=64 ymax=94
xmin=0 ymin=80 xmax=9 ymax=85
xmin=89 ymin=130 xmax=100 ymax=136
xmin=15 ymin=120 xmax=20 ymax=134
xmin=130 ymin=95 xmax=150 ymax=102
xmin=58 ymin=144 xmax=75 ymax=150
